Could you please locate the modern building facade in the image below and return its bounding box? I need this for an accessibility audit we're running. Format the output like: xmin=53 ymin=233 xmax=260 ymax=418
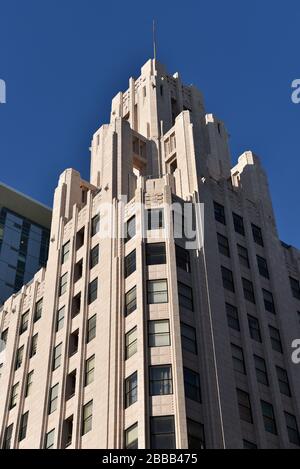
xmin=0 ymin=59 xmax=299 ymax=449
xmin=0 ymin=183 xmax=51 ymax=305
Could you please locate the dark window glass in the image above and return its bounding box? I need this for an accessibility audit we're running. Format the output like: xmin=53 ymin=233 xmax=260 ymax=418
xmin=269 ymin=326 xmax=283 ymax=353
xmin=217 ymin=233 xmax=230 ymax=257
xmin=242 ymin=278 xmax=255 ymax=303
xmin=48 ymin=384 xmax=59 ymax=414
xmin=85 ymin=355 xmax=95 ymax=386
xmin=257 ymin=255 xmax=269 ymax=279
xmin=125 ymin=286 xmax=137 ymax=316
xmin=175 ymin=244 xmax=191 ymax=272
xmin=125 ymin=372 xmax=138 ymax=408
xmin=231 ymin=344 xmax=246 ymax=375
xmin=261 ymin=400 xmax=277 ymax=435
xmin=178 ymin=282 xmax=193 ymax=310
xmin=56 ymin=306 xmax=65 ymax=332
xmin=233 ymin=213 xmax=245 ymax=236
xmin=19 ymin=411 xmax=29 ymax=442
xmin=276 ymin=367 xmax=291 ymax=397
xmin=30 ymin=334 xmax=38 ymax=358
xmin=285 ymin=412 xmax=300 ymax=446
xmin=252 ymin=224 xmax=264 ymax=246
xmin=226 ymin=303 xmax=240 ymax=331
xmin=62 ymin=241 xmax=70 ymax=264
xmin=248 ymin=315 xmax=262 ymax=342
xmin=221 ymin=267 xmax=235 ymax=292
xmin=34 ymin=299 xmax=43 ymax=322
xmin=59 ymin=273 xmax=68 ymax=297
xmin=91 ymin=215 xmax=100 ymax=237
xmin=290 ymin=277 xmax=300 ymax=300
xmin=237 ymin=244 xmax=250 ymax=269
xmin=53 ymin=343 xmax=63 ymax=371
xmin=187 ymin=419 xmax=205 ymax=449
xmin=147 ymin=209 xmax=164 ymax=230
xmin=20 ymin=311 xmax=29 ymax=335
xmin=184 ymin=368 xmax=201 ymax=402
xmin=243 ymin=440 xmax=257 ymax=449
xmin=87 ymin=315 xmax=97 ymax=343
xmin=181 ymin=323 xmax=197 ymax=354
xmin=15 ymin=346 xmax=24 ymax=370
xmin=125 ymin=250 xmax=136 ymax=278
xmin=254 ymin=355 xmax=269 ymax=386
xmin=146 ymin=243 xmax=166 ymax=265
xmin=88 ymin=278 xmax=98 ymax=304
xmin=214 ymin=202 xmax=226 ymax=225
xmin=82 ymin=400 xmax=93 ymax=435
xmin=125 ymin=216 xmax=136 ymax=242
xmin=237 ymin=389 xmax=253 ymax=424
xmin=3 ymin=424 xmax=13 ymax=449
xmin=262 ymin=289 xmax=276 ymax=314
xmin=150 ymin=416 xmax=176 ymax=449
xmin=150 ymin=366 xmax=173 ymax=395
xmin=90 ymin=245 xmax=99 ymax=269
xmin=125 ymin=327 xmax=137 ymax=359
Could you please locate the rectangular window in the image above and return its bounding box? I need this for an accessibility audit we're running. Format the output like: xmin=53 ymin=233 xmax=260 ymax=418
xmin=175 ymin=244 xmax=191 ymax=272
xmin=125 ymin=286 xmax=137 ymax=316
xmin=45 ymin=429 xmax=55 ymax=449
xmin=262 ymin=289 xmax=276 ymax=314
xmin=187 ymin=419 xmax=205 ymax=449
xmin=248 ymin=315 xmax=262 ymax=342
xmin=19 ymin=411 xmax=29 ymax=442
xmin=214 ymin=201 xmax=226 ymax=225
xmin=184 ymin=368 xmax=201 ymax=402
xmin=290 ymin=277 xmax=300 ymax=300
xmin=125 ymin=423 xmax=138 ymax=449
xmin=242 ymin=278 xmax=255 ymax=303
xmin=261 ymin=400 xmax=277 ymax=435
xmin=125 ymin=327 xmax=137 ymax=359
xmin=74 ymin=259 xmax=83 ymax=283
xmin=146 ymin=243 xmax=166 ymax=265
xmin=87 ymin=315 xmax=97 ymax=343
xmin=125 ymin=216 xmax=136 ymax=242
xmin=34 ymin=299 xmax=43 ymax=322
xmin=88 ymin=278 xmax=98 ymax=304
xmin=125 ymin=250 xmax=136 ymax=278
xmin=181 ymin=323 xmax=197 ymax=354
xmin=149 ymin=320 xmax=170 ymax=347
xmin=15 ymin=346 xmax=24 ymax=370
xmin=285 ymin=412 xmax=300 ymax=446
xmin=276 ymin=366 xmax=291 ymax=397
xmin=90 ymin=245 xmax=99 ymax=269
xmin=269 ymin=326 xmax=283 ymax=353
xmin=20 ymin=311 xmax=29 ymax=335
xmin=30 ymin=334 xmax=38 ymax=358
xmin=62 ymin=241 xmax=70 ymax=264
xmin=217 ymin=233 xmax=230 ymax=257
xmin=76 ymin=227 xmax=85 ymax=250
xmin=10 ymin=382 xmax=19 ymax=409
xmin=178 ymin=282 xmax=193 ymax=310
xmin=226 ymin=303 xmax=240 ymax=331
xmin=59 ymin=273 xmax=68 ymax=296
xmin=85 ymin=355 xmax=95 ymax=386
xmin=48 ymin=384 xmax=59 ymax=414
xmin=53 ymin=343 xmax=63 ymax=371
xmin=233 ymin=213 xmax=245 ymax=236
xmin=237 ymin=389 xmax=253 ymax=424
xmin=252 ymin=224 xmax=264 ymax=246
xmin=150 ymin=366 xmax=173 ymax=396
xmin=147 ymin=209 xmax=164 ymax=230
xmin=254 ymin=355 xmax=269 ymax=386
xmin=25 ymin=371 xmax=34 ymax=397
xmin=91 ymin=214 xmax=100 ymax=237
xmin=237 ymin=244 xmax=250 ymax=269
xmin=3 ymin=424 xmax=13 ymax=449
xmin=56 ymin=306 xmax=65 ymax=332
xmin=151 ymin=416 xmax=176 ymax=449
xmin=125 ymin=372 xmax=138 ymax=408
xmin=243 ymin=440 xmax=257 ymax=449
xmin=148 ymin=279 xmax=168 ymax=304
xmin=231 ymin=344 xmax=246 ymax=375
xmin=257 ymin=255 xmax=269 ymax=279
xmin=221 ymin=267 xmax=235 ymax=292
xmin=82 ymin=400 xmax=93 ymax=435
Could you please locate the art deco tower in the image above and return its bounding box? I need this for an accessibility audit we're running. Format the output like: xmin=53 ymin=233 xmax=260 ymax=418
xmin=0 ymin=59 xmax=300 ymax=449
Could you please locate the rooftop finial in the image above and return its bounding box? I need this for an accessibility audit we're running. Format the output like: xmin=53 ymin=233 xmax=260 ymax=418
xmin=153 ymin=19 xmax=157 ymax=61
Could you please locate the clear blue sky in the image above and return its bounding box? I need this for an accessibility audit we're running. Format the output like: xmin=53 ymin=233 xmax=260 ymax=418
xmin=0 ymin=0 xmax=299 ymax=247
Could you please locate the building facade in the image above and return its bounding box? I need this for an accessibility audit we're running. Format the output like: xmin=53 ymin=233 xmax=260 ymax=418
xmin=0 ymin=183 xmax=51 ymax=305
xmin=0 ymin=59 xmax=300 ymax=449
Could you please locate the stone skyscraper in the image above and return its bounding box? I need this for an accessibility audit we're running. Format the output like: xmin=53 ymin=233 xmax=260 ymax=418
xmin=0 ymin=59 xmax=299 ymax=449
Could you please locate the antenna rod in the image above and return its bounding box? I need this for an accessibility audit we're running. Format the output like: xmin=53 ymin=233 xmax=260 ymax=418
xmin=153 ymin=19 xmax=157 ymax=61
